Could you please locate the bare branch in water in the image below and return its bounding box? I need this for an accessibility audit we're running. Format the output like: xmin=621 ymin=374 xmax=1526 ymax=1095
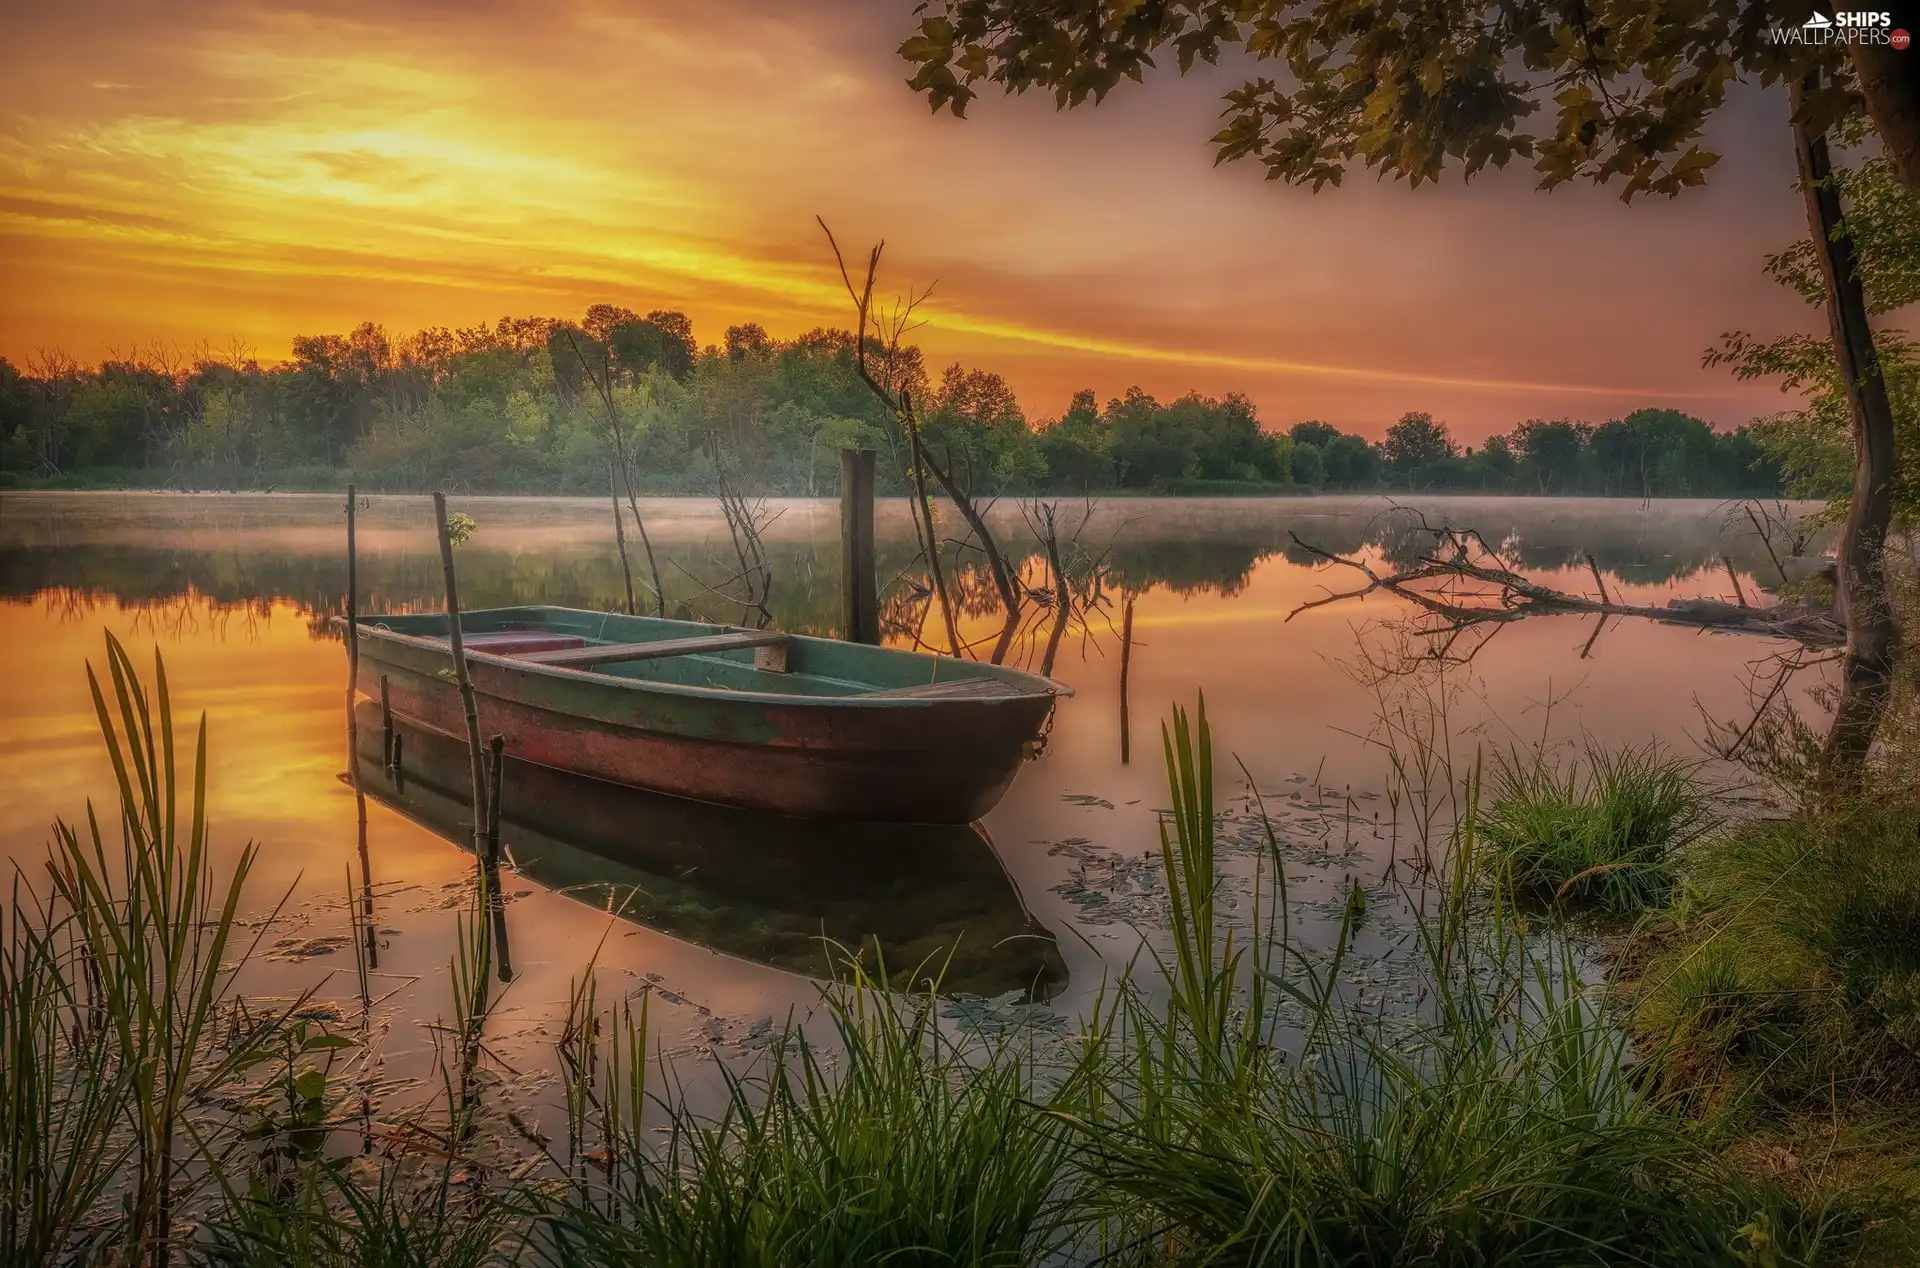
xmin=1285 ymin=510 xmax=1844 ymax=651
xmin=817 ymin=216 xmax=1026 ymax=659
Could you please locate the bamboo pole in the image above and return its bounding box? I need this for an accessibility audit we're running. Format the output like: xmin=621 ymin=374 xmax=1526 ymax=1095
xmin=345 ymin=486 xmax=376 ymax=968
xmin=432 ymin=492 xmax=490 ymax=863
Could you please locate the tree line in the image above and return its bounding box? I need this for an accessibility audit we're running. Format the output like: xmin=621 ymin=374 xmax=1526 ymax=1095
xmin=0 ymin=305 xmax=1784 ymax=499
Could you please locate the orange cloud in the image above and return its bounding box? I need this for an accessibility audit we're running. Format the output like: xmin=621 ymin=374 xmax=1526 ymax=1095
xmin=0 ymin=0 xmax=1820 ymax=437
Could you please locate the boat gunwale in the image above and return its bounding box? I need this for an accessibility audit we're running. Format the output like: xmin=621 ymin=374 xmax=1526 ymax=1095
xmin=338 ymin=610 xmax=1076 ymax=707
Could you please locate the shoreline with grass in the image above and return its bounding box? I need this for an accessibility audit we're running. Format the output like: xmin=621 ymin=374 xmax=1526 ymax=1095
xmin=6 ymin=636 xmax=1917 ymax=1264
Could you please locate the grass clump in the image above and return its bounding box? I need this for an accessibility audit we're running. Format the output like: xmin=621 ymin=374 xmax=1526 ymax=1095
xmin=1624 ymin=798 xmax=1920 ymax=1259
xmin=1057 ymin=705 xmax=1838 ymax=1266
xmin=1478 ymin=741 xmax=1715 ymax=914
xmin=541 ymin=967 xmax=1078 ymax=1268
xmin=1636 ymin=797 xmax=1920 ymax=1109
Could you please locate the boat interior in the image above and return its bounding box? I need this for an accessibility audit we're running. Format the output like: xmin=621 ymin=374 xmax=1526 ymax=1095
xmin=362 ymin=605 xmax=1041 ymax=700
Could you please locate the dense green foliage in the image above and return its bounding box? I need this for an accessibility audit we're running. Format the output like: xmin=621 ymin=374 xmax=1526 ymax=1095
xmin=896 ymin=1 xmax=1858 ymax=201
xmin=0 ymin=310 xmax=1780 ymax=498
xmin=1711 ymin=151 xmax=1920 ymax=527
xmin=1369 ymin=409 xmax=1780 ymax=497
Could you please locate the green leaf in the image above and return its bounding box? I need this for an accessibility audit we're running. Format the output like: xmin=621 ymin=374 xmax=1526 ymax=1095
xmin=302 ymin=1032 xmax=356 ymax=1052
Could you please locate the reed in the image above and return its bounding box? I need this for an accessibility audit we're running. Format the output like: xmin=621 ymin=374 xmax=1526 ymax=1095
xmin=2 ymin=634 xmax=316 ymax=1264
xmin=1 ymin=875 xmax=131 ymax=1261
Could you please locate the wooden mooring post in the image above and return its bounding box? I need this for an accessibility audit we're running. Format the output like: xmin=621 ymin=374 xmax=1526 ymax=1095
xmin=840 ymin=447 xmax=879 ymax=645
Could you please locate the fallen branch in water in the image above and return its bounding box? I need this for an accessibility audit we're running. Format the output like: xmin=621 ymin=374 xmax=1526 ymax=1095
xmin=1286 ymin=521 xmax=1845 ymax=650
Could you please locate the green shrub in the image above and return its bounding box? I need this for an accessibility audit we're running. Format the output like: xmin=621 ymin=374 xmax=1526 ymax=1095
xmin=1479 ymin=742 xmax=1715 ymax=914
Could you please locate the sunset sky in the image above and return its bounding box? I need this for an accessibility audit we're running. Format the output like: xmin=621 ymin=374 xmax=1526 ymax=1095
xmin=0 ymin=0 xmax=1842 ymax=439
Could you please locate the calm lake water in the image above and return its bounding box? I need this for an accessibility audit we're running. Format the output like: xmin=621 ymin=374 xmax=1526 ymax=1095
xmin=0 ymin=491 xmax=1825 ymax=1114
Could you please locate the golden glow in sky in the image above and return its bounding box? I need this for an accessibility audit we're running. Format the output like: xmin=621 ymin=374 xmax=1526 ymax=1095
xmin=0 ymin=0 xmax=1822 ymax=436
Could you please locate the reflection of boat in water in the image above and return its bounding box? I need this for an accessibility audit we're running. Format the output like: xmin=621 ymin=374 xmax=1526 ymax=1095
xmin=344 ymin=606 xmax=1067 ymax=823
xmin=356 ymin=703 xmax=1067 ymax=1000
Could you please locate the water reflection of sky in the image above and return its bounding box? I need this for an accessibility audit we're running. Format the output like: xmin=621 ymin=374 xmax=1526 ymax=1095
xmin=0 ymin=491 xmax=1832 ymax=1112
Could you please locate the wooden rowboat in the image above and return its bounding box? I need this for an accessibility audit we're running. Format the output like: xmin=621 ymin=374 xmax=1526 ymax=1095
xmin=343 ymin=605 xmax=1070 ymax=824
xmin=354 ymin=704 xmax=1067 ymax=999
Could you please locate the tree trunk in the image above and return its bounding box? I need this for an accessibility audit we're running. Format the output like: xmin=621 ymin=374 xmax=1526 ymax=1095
xmin=902 ymin=390 xmax=964 ymax=656
xmin=919 ymin=443 xmax=1024 ymax=662
xmin=1848 ymin=43 xmax=1920 ymax=193
xmin=1792 ymin=73 xmax=1901 ymax=780
xmin=609 ymin=456 xmax=637 ymax=615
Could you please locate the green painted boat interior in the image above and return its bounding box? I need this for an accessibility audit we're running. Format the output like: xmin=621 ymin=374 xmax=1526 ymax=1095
xmin=361 ymin=605 xmax=1051 ymax=698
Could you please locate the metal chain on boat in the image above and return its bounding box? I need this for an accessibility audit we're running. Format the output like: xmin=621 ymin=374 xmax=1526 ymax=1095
xmin=1022 ymin=696 xmax=1058 ymax=761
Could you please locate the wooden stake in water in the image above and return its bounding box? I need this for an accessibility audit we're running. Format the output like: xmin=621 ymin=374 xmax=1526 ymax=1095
xmin=345 ymin=485 xmax=377 ymax=969
xmin=484 ymin=732 xmax=513 ymax=983
xmin=839 ymin=447 xmax=879 ymax=644
xmin=1119 ymin=591 xmax=1135 ymax=765
xmin=484 ymin=734 xmax=505 ymax=870
xmin=432 ymin=492 xmax=490 ymax=864
xmin=379 ymin=673 xmax=393 ymax=774
xmin=346 ymin=485 xmax=360 ymax=711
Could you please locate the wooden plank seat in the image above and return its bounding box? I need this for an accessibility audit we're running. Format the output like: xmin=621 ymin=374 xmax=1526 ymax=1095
xmin=861 ymin=677 xmax=1031 ymax=700
xmin=516 ymin=631 xmax=792 ymax=670
xmin=455 ymin=631 xmax=586 ymax=655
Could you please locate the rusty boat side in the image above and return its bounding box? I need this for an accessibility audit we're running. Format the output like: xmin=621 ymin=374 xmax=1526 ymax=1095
xmin=343 ymin=605 xmax=1069 ymax=824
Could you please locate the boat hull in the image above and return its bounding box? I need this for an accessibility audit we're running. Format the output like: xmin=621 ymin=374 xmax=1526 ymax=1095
xmin=354 ymin=703 xmax=1068 ymax=999
xmin=350 ymin=607 xmax=1061 ymax=824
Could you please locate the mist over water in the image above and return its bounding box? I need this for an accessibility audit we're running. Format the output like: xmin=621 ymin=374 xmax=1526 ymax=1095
xmin=0 ymin=491 xmax=1830 ymax=1112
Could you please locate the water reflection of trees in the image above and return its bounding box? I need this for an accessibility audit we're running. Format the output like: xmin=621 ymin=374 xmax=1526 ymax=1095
xmin=1 ymin=501 xmax=1805 ymax=634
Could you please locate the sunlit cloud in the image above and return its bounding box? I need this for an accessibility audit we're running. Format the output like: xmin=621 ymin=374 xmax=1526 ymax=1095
xmin=0 ymin=0 xmax=1814 ymax=435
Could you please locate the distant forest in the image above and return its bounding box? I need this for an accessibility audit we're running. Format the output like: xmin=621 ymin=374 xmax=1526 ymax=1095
xmin=0 ymin=305 xmax=1789 ymax=499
